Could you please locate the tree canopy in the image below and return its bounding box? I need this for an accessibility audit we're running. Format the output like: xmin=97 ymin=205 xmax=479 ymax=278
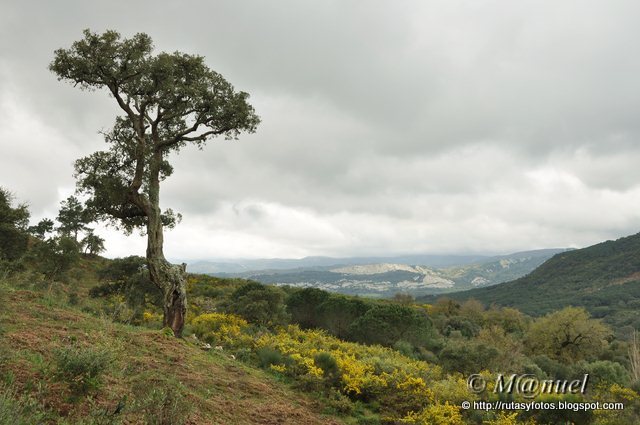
xmin=50 ymin=29 xmax=259 ymax=234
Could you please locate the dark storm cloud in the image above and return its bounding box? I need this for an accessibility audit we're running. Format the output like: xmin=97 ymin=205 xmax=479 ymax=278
xmin=1 ymin=0 xmax=640 ymax=258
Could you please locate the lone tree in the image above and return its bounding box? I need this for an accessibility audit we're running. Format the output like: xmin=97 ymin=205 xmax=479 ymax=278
xmin=50 ymin=30 xmax=259 ymax=336
xmin=57 ymin=195 xmax=89 ymax=242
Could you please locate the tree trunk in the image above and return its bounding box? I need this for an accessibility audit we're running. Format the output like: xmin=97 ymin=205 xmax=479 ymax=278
xmin=146 ymin=151 xmax=187 ymax=337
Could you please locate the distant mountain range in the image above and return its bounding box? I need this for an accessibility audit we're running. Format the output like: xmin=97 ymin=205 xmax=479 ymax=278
xmin=419 ymin=232 xmax=640 ymax=331
xmin=188 ymin=249 xmax=567 ymax=298
xmin=186 ymin=254 xmax=497 ymax=274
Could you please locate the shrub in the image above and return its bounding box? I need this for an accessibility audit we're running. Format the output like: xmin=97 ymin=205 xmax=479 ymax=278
xmin=325 ymin=390 xmax=355 ymax=415
xmin=574 ymin=360 xmax=630 ymax=387
xmin=399 ymin=402 xmax=463 ymax=424
xmin=256 ymin=347 xmax=289 ymax=369
xmin=191 ymin=312 xmax=250 ymax=348
xmin=54 ymin=346 xmax=110 ymax=396
xmin=315 ymin=352 xmax=340 ymax=379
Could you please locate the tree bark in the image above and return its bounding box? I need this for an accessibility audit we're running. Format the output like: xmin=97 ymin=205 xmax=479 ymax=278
xmin=145 ymin=150 xmax=187 ymax=337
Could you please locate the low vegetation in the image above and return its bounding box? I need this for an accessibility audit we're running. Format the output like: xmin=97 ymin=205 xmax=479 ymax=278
xmin=2 ymin=188 xmax=640 ymax=423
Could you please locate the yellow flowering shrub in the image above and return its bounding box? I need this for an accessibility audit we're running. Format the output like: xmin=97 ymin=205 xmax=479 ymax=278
xmin=592 ymin=383 xmax=640 ymax=425
xmin=254 ymin=325 xmax=443 ymax=419
xmin=483 ymin=412 xmax=519 ymax=425
xmin=429 ymin=373 xmax=475 ymax=405
xmin=269 ymin=364 xmax=287 ymax=373
xmin=142 ymin=311 xmax=162 ymax=323
xmin=191 ymin=312 xmax=250 ymax=347
xmin=400 ymin=402 xmax=464 ymax=425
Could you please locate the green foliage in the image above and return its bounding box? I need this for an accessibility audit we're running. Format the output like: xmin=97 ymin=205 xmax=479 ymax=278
xmin=316 ymin=295 xmax=370 ymax=339
xmin=349 ymin=304 xmax=434 ymax=348
xmin=286 ymin=287 xmax=330 ymax=328
xmin=324 ymin=390 xmax=355 ymax=415
xmin=27 ymin=236 xmax=81 ymax=281
xmin=228 ymin=281 xmax=289 ymax=327
xmin=56 ymin=196 xmax=90 ymax=241
xmin=256 ymin=346 xmax=290 ymax=369
xmin=0 ymin=188 xmax=30 ymax=264
xmin=53 ymin=345 xmax=111 ymax=396
xmin=484 ymin=307 xmax=528 ymax=335
xmin=440 ymin=316 xmax=481 ymax=338
xmin=531 ymin=355 xmax=572 ymax=380
xmin=575 ymin=360 xmax=630 ymax=387
xmin=27 ymin=218 xmax=54 ymax=240
xmin=314 ymin=352 xmax=340 ymax=385
xmin=81 ymin=230 xmax=105 ymax=255
xmin=525 ymin=307 xmax=611 ymax=363
xmin=438 ymin=339 xmax=499 ymax=374
xmin=2 ymin=254 xmax=640 ymax=424
xmin=424 ymin=232 xmax=640 ymax=330
xmin=90 ymin=256 xmax=161 ymax=323
xmin=50 ymin=29 xmax=259 ymax=234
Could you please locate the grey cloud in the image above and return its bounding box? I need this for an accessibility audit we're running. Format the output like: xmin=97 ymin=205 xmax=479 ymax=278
xmin=1 ymin=0 xmax=640 ymax=259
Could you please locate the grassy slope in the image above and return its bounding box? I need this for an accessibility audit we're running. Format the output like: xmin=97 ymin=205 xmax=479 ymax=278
xmin=0 ymin=281 xmax=343 ymax=424
xmin=419 ymin=232 xmax=640 ymax=328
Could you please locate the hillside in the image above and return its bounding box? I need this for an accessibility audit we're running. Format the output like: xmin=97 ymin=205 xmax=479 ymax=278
xmin=0 ymin=276 xmax=342 ymax=424
xmin=420 ymin=232 xmax=640 ymax=330
xmin=2 ymin=256 xmax=640 ymax=424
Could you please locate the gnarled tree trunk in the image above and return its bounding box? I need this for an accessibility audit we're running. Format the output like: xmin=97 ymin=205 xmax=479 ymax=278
xmin=145 ymin=151 xmax=187 ymax=337
xmin=147 ymin=256 xmax=187 ymax=336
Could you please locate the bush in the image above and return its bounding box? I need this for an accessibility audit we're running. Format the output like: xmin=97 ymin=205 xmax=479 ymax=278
xmin=314 ymin=352 xmax=340 ymax=385
xmin=191 ymin=312 xmax=249 ymax=347
xmin=54 ymin=345 xmax=111 ymax=396
xmin=256 ymin=347 xmax=289 ymax=369
xmin=325 ymin=390 xmax=355 ymax=415
xmin=399 ymin=402 xmax=463 ymax=424
xmin=90 ymin=256 xmax=161 ymax=324
xmin=574 ymin=360 xmax=630 ymax=387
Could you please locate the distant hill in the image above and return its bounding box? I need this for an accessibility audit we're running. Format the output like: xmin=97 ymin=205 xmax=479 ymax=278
xmin=419 ymin=232 xmax=640 ymax=330
xmin=199 ymin=249 xmax=567 ymax=298
xmin=185 ymin=254 xmax=493 ymax=274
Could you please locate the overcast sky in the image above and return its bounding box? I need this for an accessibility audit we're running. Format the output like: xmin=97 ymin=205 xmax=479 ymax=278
xmin=1 ymin=1 xmax=640 ymax=260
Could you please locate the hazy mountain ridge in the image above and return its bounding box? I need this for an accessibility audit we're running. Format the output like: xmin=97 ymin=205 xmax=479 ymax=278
xmin=186 ymin=254 xmax=490 ymax=274
xmin=194 ymin=249 xmax=567 ymax=297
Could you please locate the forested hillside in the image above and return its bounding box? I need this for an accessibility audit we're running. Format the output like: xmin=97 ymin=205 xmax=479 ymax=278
xmin=420 ymin=232 xmax=640 ymax=332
